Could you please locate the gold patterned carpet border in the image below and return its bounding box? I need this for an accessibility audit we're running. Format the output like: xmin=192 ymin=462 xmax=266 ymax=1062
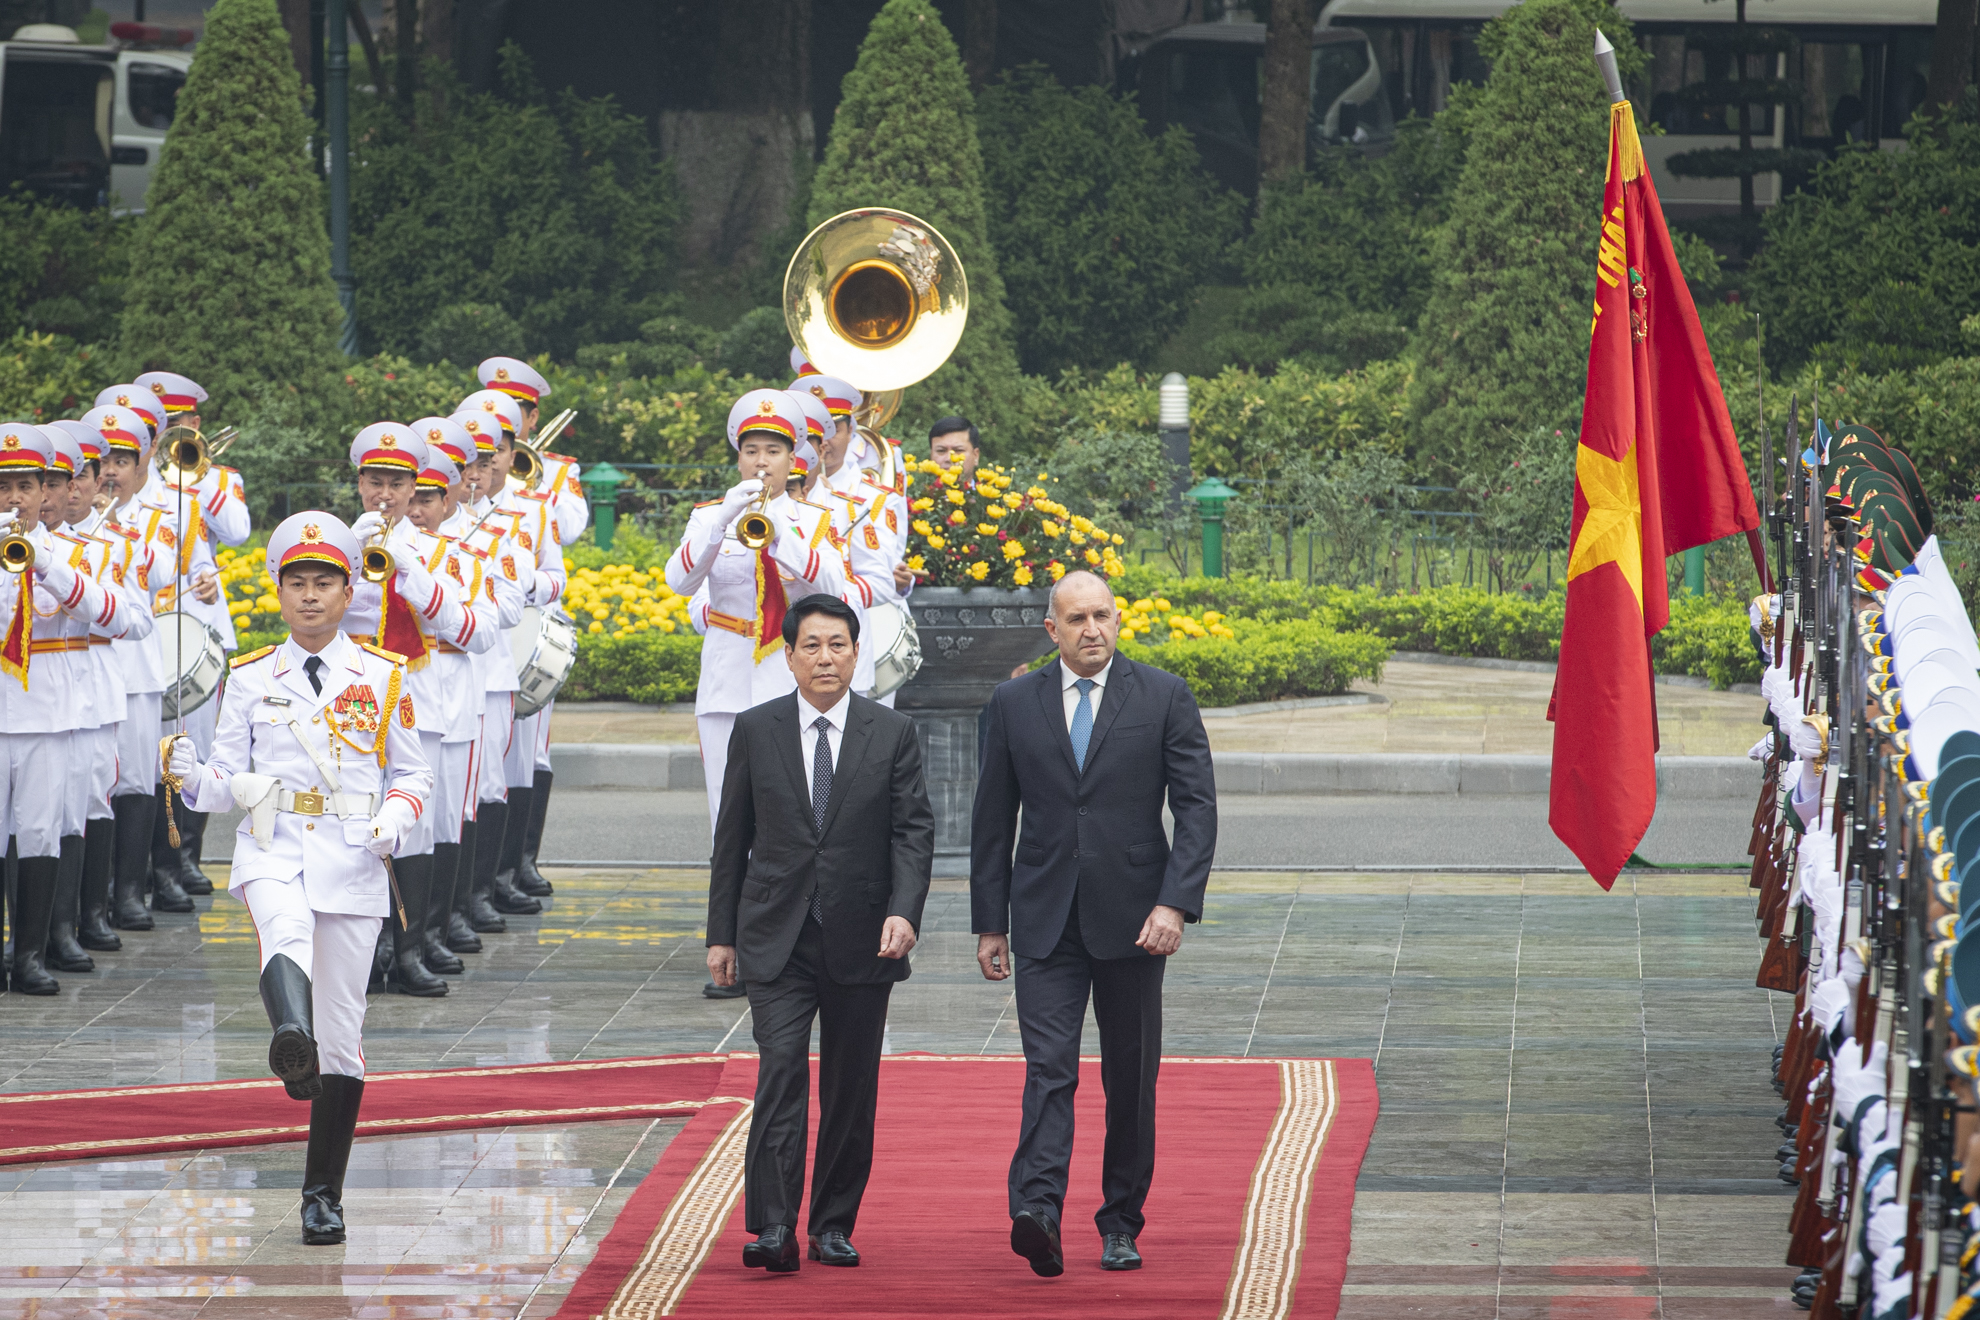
xmin=1219 ymin=1059 xmax=1342 ymax=1320
xmin=603 ymin=1102 xmax=754 ymax=1319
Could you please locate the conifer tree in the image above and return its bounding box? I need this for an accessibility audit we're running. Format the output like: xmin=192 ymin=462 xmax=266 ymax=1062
xmin=1406 ymin=0 xmax=1641 ymax=480
xmin=118 ymin=0 xmax=342 ymax=423
xmin=808 ymin=0 xmax=1023 ymax=438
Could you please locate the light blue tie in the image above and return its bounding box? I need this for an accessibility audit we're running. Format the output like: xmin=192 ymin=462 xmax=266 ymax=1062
xmin=1070 ymin=678 xmax=1096 ymax=772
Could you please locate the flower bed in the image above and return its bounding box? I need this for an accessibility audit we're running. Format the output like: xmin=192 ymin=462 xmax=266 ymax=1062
xmin=904 ymin=459 xmax=1126 ymax=587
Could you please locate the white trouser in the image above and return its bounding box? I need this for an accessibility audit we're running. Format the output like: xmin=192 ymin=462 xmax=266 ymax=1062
xmin=477 ymin=691 xmax=512 ymax=805
xmin=505 ymin=708 xmax=540 ymax=787
xmin=86 ymin=722 xmax=117 ymax=821
xmin=400 ymin=731 xmax=446 ymax=856
xmin=166 ymin=694 xmax=220 ymax=759
xmin=534 ymin=697 xmax=555 ymax=772
xmin=697 ymin=712 xmax=735 ymax=843
xmin=434 ymin=738 xmax=472 ymax=846
xmin=2 ymin=730 xmax=72 ymax=857
xmin=115 ymin=692 xmax=163 ymax=797
xmin=238 ymin=877 xmax=379 ymax=1078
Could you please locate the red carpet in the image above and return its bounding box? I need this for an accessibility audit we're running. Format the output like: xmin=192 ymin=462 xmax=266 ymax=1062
xmin=0 ymin=1055 xmax=729 ymax=1165
xmin=555 ymin=1052 xmax=1378 ymax=1320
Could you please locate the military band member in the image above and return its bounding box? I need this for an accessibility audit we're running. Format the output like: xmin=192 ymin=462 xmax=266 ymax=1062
xmin=83 ymin=404 xmax=175 ymax=930
xmin=0 ymin=424 xmax=116 ymax=994
xmin=167 ymin=512 xmax=431 ymax=1245
xmin=665 ymin=390 xmax=844 ymax=838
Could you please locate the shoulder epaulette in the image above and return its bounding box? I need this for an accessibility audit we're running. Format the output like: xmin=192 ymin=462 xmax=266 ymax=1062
xmin=358 ymin=640 xmax=407 ymax=666
xmin=516 ymin=488 xmax=551 ymax=503
xmin=543 ymin=451 xmax=577 ymax=464
xmin=693 ymin=498 xmax=723 ymax=509
xmin=230 ymin=644 xmax=277 ymax=669
xmin=53 ymin=531 xmax=88 ymax=545
xmin=794 ymin=496 xmax=831 ymax=513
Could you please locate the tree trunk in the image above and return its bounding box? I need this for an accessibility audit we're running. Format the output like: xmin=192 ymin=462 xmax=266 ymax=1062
xmin=395 ymin=0 xmax=418 ymax=108
xmin=274 ymin=0 xmax=314 ymax=86
xmin=1257 ymin=0 xmax=1313 ymax=186
xmin=346 ymin=0 xmax=385 ymax=95
xmin=965 ymin=0 xmax=997 ymax=91
xmin=420 ymin=0 xmax=453 ymax=68
xmin=1927 ymin=0 xmax=1978 ymax=113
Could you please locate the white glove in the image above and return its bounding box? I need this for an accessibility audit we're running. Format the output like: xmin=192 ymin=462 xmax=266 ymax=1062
xmin=1831 ymin=1038 xmax=1889 ymax=1130
xmin=1747 ymin=734 xmax=1772 ymax=762
xmin=395 ymin=552 xmax=438 ymax=607
xmin=365 ymin=797 xmax=417 ymax=858
xmin=1760 ymin=662 xmax=1789 ymax=710
xmin=166 ymin=735 xmax=200 ymax=782
xmin=718 ymin=478 xmax=765 ymax=526
xmin=350 ymin=509 xmax=388 ymax=543
xmin=1809 ymin=977 xmax=1850 ymax=1039
xmin=1786 ymin=715 xmax=1826 ymax=760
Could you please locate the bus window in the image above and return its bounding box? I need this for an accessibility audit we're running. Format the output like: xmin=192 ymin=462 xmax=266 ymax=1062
xmin=1881 ymin=28 xmax=1934 ymax=137
xmin=0 ymin=57 xmax=112 ymax=206
xmin=127 ymin=62 xmax=184 ymax=131
xmin=1797 ymin=42 xmax=1871 ymax=147
xmin=1310 ymin=35 xmax=1394 ymax=147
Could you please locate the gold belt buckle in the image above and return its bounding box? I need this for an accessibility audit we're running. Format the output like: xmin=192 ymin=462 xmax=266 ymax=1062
xmin=291 ymin=791 xmax=325 ymax=816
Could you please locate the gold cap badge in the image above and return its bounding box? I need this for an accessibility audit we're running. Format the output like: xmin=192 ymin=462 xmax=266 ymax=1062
xmin=301 ymin=523 xmax=323 ymax=543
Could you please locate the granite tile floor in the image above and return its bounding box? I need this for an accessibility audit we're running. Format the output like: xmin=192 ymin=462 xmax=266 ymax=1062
xmin=0 ymin=866 xmax=1795 ymax=1317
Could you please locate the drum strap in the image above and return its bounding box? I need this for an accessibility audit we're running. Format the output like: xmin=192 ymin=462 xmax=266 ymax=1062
xmin=705 ymin=608 xmax=753 ymax=638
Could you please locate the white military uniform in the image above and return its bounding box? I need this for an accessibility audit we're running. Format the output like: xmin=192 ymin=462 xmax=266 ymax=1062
xmin=493 ymin=481 xmax=565 ymax=790
xmin=665 ymin=390 xmax=844 ymax=831
xmin=447 ymin=493 xmax=530 ymax=810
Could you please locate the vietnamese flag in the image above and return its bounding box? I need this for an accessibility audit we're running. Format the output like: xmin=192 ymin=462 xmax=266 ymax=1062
xmin=1549 ymin=96 xmax=1759 ymax=887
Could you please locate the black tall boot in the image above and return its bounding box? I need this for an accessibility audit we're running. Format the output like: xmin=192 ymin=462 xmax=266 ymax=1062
xmin=487 ymin=796 xmax=541 ymax=915
xmin=177 ymin=804 xmax=213 ymax=895
xmin=10 ymin=856 xmax=62 ymax=995
xmin=425 ymin=842 xmax=465 ymax=974
xmin=259 ymin=953 xmax=322 ymax=1100
xmin=385 ymin=854 xmax=448 ymax=997
xmin=301 ymin=1074 xmax=365 ymax=1245
xmin=447 ymin=821 xmax=484 ymax=952
xmin=110 ymin=794 xmax=156 ymax=930
xmin=147 ymin=786 xmax=194 ymax=914
xmin=515 ymin=768 xmax=555 ymax=897
xmin=78 ymin=817 xmax=119 ymax=951
xmin=45 ymin=835 xmax=93 ymax=974
xmin=468 ymin=803 xmax=512 ymax=931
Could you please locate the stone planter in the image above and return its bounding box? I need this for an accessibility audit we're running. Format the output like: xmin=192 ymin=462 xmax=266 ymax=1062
xmin=897 ymin=587 xmax=1057 ymax=861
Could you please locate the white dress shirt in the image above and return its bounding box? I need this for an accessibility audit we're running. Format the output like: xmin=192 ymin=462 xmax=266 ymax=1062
xmin=798 ymin=689 xmax=853 ymax=807
xmin=1061 ymin=657 xmax=1113 ymax=732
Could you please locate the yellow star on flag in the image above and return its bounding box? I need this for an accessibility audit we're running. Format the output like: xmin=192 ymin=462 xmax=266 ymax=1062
xmin=1566 ymin=441 xmax=1643 ymax=612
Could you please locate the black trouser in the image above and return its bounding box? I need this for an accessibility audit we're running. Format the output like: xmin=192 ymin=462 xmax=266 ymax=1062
xmin=1009 ymin=904 xmax=1165 ymax=1239
xmin=744 ymin=917 xmax=892 ymax=1238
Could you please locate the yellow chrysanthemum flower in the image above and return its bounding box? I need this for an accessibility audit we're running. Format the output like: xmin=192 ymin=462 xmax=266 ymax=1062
xmin=968 ymin=561 xmax=990 ymax=581
xmin=1002 ymin=540 xmax=1025 ymax=560
xmin=1013 ymin=565 xmax=1033 ymax=586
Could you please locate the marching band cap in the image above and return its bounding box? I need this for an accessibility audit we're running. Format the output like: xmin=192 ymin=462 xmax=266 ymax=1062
xmin=789 ymin=345 xmax=817 ymax=377
xmin=93 ymin=385 xmax=161 ymax=430
xmin=38 ymin=425 xmax=82 ymax=476
xmin=0 ymin=422 xmax=54 ymax=470
xmin=792 ymin=433 xmax=820 ymax=476
xmin=726 ymin=389 xmax=804 ymax=450
xmin=787 ymin=388 xmax=833 ymax=442
xmin=133 ymin=371 xmax=207 ymax=415
xmin=788 ymin=374 xmax=861 ymax=418
xmin=477 ymin=356 xmax=551 ymax=404
xmin=418 ymin=446 xmax=461 ymax=490
xmin=45 ymin=419 xmax=102 ymax=463
xmin=411 ymin=416 xmax=474 ymax=471
xmin=348 ymin=422 xmax=429 ymax=474
xmin=80 ymin=405 xmax=151 ymax=456
xmin=458 ymin=389 xmax=524 ymax=437
xmin=266 ymin=511 xmax=361 ymax=584
xmin=450 ymin=411 xmax=501 ymax=455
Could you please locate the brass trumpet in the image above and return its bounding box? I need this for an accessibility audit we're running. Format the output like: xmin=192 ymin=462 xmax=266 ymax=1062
xmin=360 ymin=502 xmax=396 ymax=584
xmin=736 ymin=466 xmax=774 ymax=550
xmin=0 ymin=519 xmax=35 ymax=574
xmin=156 ymin=423 xmax=239 ymax=488
xmin=512 ymin=408 xmax=576 ymax=488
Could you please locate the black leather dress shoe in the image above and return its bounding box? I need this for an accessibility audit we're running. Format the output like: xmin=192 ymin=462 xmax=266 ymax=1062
xmin=809 ymin=1230 xmax=859 ymax=1265
xmin=1010 ymin=1209 xmax=1064 ymax=1277
xmin=742 ymin=1225 xmax=800 ymax=1273
xmin=1101 ymin=1233 xmax=1141 ymax=1270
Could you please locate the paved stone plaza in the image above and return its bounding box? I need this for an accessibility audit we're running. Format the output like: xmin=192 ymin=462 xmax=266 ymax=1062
xmin=0 ymin=865 xmax=1795 ymax=1317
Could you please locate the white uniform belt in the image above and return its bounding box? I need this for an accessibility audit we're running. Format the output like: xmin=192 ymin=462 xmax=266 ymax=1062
xmin=276 ymin=789 xmax=377 ymax=818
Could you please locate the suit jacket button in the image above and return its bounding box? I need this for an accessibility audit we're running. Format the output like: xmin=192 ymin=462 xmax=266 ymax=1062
xmin=1078 ymin=807 xmax=1087 ymax=816
xmin=1073 ymin=849 xmax=1080 ymax=858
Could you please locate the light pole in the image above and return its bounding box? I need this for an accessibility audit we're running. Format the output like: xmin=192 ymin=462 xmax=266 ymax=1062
xmin=1159 ymin=372 xmax=1190 ymax=510
xmin=326 ymin=0 xmax=356 ymax=354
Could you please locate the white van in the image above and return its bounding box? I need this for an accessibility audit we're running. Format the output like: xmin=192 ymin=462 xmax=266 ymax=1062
xmin=0 ymin=21 xmax=192 ymax=214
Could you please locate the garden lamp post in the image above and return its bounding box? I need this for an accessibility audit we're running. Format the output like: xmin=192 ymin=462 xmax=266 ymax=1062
xmin=1186 ymin=476 xmax=1239 ymax=578
xmin=325 ymin=0 xmax=355 ymax=354
xmin=1159 ymin=372 xmax=1190 ymax=510
xmin=1684 ymin=544 xmax=1705 ymax=596
xmin=580 ymin=462 xmax=627 ymax=551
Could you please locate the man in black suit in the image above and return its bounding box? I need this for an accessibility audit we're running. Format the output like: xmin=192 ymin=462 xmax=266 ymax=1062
xmin=707 ymin=594 xmax=935 ymax=1273
xmin=971 ymin=570 xmax=1217 ymax=1276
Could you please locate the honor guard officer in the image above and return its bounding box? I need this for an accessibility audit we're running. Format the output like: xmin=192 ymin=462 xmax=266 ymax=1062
xmin=86 ymin=404 xmax=177 ymax=930
xmin=166 ymin=512 xmax=431 ymax=1245
xmin=444 ymin=405 xmax=536 ymax=929
xmin=343 ymin=423 xmax=497 ymax=995
xmin=0 ymin=424 xmax=117 ymax=993
xmin=53 ymin=419 xmax=149 ymax=957
xmin=666 ymin=388 xmax=843 ymax=843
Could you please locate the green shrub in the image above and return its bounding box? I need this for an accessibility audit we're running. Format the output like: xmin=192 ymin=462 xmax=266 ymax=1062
xmin=562 ymin=630 xmax=701 ymax=704
xmin=0 ymin=191 xmax=131 ymax=343
xmin=1123 ymin=617 xmax=1390 ymax=707
xmin=976 ymin=66 xmax=1243 ymax=374
xmin=0 ymin=332 xmax=109 ymax=422
xmin=1650 ymin=594 xmax=1762 ymax=689
xmin=418 ymin=302 xmax=529 ymax=368
xmin=718 ymin=307 xmax=796 ymax=381
xmin=1321 ymin=586 xmax=1566 ymax=661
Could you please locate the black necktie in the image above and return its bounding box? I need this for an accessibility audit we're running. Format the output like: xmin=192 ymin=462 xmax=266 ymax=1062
xmin=303 ymin=655 xmax=323 ymax=695
xmin=810 ymin=715 xmax=832 ymax=923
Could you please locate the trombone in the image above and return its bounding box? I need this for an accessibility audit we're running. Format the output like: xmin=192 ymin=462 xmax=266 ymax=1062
xmin=155 ymin=423 xmax=239 ymax=489
xmin=511 ymin=408 xmax=576 ymax=488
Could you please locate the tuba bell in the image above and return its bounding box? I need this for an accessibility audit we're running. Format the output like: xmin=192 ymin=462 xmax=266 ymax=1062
xmin=784 ymin=208 xmax=968 ymax=395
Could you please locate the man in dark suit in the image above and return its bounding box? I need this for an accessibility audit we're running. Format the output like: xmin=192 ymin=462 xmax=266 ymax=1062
xmin=971 ymin=569 xmax=1217 ymax=1277
xmin=707 ymin=594 xmax=935 ymax=1273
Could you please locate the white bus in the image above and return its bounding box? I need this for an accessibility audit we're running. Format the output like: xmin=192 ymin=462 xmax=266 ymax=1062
xmin=0 ymin=21 xmax=192 ymax=213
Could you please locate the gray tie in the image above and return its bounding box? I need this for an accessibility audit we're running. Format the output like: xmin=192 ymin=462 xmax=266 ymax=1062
xmin=810 ymin=715 xmax=832 ymax=923
xmin=1070 ymin=677 xmax=1096 ymax=772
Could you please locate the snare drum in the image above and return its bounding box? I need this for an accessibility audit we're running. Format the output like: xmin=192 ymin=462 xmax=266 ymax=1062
xmin=510 ymin=606 xmax=579 ymax=718
xmin=867 ymin=601 xmax=922 ymax=698
xmin=156 ymin=614 xmax=226 ymax=720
